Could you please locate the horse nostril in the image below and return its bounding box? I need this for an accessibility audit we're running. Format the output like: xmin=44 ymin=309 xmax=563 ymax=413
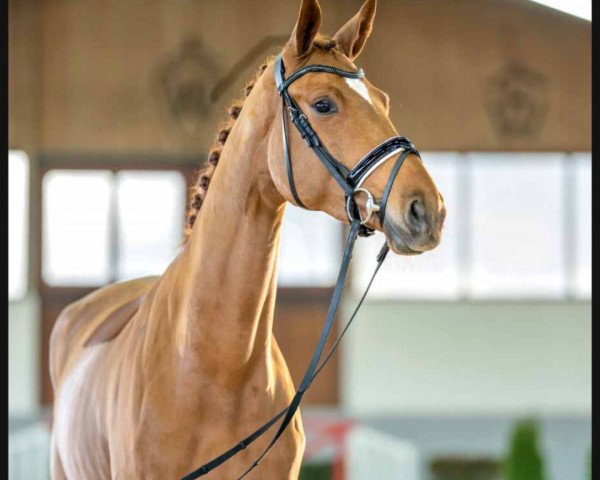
xmin=408 ymin=199 xmax=426 ymax=230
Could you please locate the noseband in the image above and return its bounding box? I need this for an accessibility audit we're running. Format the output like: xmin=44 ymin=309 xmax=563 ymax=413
xmin=182 ymin=54 xmax=420 ymax=480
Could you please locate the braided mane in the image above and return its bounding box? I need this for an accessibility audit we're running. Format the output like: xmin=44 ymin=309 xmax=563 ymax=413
xmin=183 ymin=59 xmax=271 ymax=241
xmin=183 ymin=37 xmax=338 ymax=242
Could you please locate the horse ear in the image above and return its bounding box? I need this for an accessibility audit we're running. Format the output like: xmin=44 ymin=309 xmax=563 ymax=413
xmin=285 ymin=0 xmax=322 ymax=59
xmin=333 ymin=0 xmax=377 ymax=60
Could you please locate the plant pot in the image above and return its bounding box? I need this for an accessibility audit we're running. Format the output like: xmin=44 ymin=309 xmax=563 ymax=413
xmin=430 ymin=455 xmax=501 ymax=480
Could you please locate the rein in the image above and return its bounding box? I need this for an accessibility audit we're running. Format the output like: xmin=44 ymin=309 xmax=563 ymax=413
xmin=181 ymin=53 xmax=419 ymax=480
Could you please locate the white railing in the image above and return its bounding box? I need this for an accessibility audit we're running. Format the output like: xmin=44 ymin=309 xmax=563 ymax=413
xmin=345 ymin=426 xmax=419 ymax=480
xmin=9 ymin=423 xmax=51 ymax=480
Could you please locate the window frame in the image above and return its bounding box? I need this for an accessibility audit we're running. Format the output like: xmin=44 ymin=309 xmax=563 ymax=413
xmin=36 ymin=153 xmax=197 ymax=293
xmin=9 ymin=150 xmax=31 ymax=302
xmin=35 ymin=152 xmax=343 ymax=297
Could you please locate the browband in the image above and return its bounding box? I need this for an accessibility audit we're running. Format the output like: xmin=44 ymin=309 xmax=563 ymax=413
xmin=276 ymin=63 xmax=365 ymax=93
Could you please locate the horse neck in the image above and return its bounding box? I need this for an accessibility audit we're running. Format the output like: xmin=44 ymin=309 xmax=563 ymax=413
xmin=163 ymin=75 xmax=286 ymax=385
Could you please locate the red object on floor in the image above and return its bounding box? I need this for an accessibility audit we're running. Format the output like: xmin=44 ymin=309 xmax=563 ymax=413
xmin=303 ymin=417 xmax=355 ymax=480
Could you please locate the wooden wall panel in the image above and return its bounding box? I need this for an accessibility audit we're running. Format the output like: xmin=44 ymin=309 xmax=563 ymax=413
xmin=35 ymin=0 xmax=302 ymax=152
xmin=361 ymin=0 xmax=591 ymax=151
xmin=8 ymin=0 xmax=40 ymax=152
xmin=9 ymin=0 xmax=591 ymax=155
xmin=272 ymin=291 xmax=340 ymax=406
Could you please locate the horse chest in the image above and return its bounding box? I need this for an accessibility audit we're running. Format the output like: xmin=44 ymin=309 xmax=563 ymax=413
xmin=114 ymin=384 xmax=304 ymax=479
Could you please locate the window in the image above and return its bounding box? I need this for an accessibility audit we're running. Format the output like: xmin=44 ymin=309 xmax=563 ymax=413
xmin=353 ymin=153 xmax=461 ymax=299
xmin=116 ymin=171 xmax=185 ymax=281
xmin=43 ymin=170 xmax=112 ymax=286
xmin=42 ymin=169 xmax=186 ymax=286
xmin=41 ymin=165 xmax=344 ymax=289
xmin=278 ymin=205 xmax=342 ymax=287
xmin=351 ymin=152 xmax=591 ymax=301
xmin=468 ymin=153 xmax=565 ymax=299
xmin=38 ymin=153 xmax=591 ymax=299
xmin=9 ymin=150 xmax=29 ymax=300
xmin=573 ymin=153 xmax=591 ymax=299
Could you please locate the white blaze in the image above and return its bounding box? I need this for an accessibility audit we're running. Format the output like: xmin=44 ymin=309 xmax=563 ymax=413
xmin=345 ymin=78 xmax=373 ymax=105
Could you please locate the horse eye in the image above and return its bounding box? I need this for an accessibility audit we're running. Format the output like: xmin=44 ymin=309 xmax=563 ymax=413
xmin=313 ymin=99 xmax=336 ymax=115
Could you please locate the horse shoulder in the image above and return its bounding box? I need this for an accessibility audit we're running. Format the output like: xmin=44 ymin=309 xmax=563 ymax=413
xmin=49 ymin=277 xmax=158 ymax=389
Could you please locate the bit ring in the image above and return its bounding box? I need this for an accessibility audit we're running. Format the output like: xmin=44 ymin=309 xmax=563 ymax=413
xmin=346 ymin=188 xmax=380 ymax=225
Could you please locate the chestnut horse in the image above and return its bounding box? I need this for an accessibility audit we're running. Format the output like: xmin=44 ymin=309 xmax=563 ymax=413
xmin=49 ymin=0 xmax=445 ymax=478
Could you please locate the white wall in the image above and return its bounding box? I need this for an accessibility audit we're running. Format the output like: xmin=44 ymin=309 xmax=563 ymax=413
xmin=9 ymin=293 xmax=40 ymax=416
xmin=341 ymin=301 xmax=591 ymax=416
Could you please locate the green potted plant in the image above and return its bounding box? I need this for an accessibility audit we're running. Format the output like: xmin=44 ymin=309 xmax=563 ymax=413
xmin=586 ymin=447 xmax=591 ymax=480
xmin=299 ymin=461 xmax=332 ymax=480
xmin=504 ymin=418 xmax=545 ymax=480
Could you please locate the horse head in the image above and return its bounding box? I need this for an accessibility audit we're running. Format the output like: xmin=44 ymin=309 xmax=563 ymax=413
xmin=265 ymin=0 xmax=446 ymax=255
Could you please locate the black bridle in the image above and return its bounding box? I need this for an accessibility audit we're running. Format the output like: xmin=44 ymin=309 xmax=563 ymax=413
xmin=275 ymin=54 xmax=419 ymax=236
xmin=181 ymin=53 xmax=420 ymax=480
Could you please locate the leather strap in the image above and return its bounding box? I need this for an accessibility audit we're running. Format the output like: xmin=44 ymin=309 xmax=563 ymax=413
xmin=378 ymin=148 xmax=413 ymax=228
xmin=281 ymin=101 xmax=307 ymax=208
xmin=277 ymin=63 xmax=364 ymax=93
xmin=347 ymin=136 xmax=417 ymax=188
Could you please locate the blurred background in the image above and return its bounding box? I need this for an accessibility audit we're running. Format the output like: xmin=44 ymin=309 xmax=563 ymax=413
xmin=8 ymin=0 xmax=590 ymax=479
